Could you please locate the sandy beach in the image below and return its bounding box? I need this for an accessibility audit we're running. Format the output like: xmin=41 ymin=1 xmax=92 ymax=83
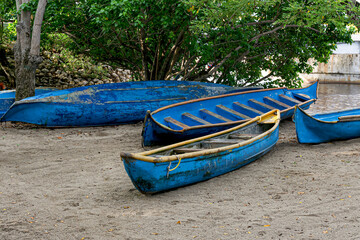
xmin=1 ymin=114 xmax=360 ymax=240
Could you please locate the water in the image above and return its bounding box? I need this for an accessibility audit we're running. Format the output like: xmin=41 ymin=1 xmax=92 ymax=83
xmin=306 ymin=83 xmax=360 ymax=115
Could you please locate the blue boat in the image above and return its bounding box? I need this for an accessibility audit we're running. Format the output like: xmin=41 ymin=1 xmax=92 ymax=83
xmin=142 ymin=81 xmax=318 ymax=146
xmin=121 ymin=110 xmax=280 ymax=194
xmin=0 ymin=87 xmax=57 ymax=118
xmin=294 ymin=106 xmax=360 ymax=143
xmin=0 ymin=81 xmax=260 ymax=127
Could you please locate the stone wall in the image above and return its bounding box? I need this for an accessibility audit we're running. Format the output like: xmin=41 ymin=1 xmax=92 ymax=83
xmin=0 ymin=49 xmax=132 ymax=90
xmin=300 ymin=54 xmax=360 ymax=84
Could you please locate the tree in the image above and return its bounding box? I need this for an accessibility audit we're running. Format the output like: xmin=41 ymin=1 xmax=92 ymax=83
xmin=187 ymin=0 xmax=359 ymax=87
xmin=45 ymin=0 xmax=359 ymax=87
xmin=45 ymin=0 xmax=194 ymax=81
xmin=14 ymin=0 xmax=47 ymax=100
xmin=0 ymin=1 xmax=16 ymax=88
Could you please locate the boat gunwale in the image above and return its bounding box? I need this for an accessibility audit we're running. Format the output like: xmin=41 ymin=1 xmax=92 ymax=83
xmin=121 ymin=110 xmax=280 ymax=163
xmin=146 ymin=99 xmax=315 ymax=133
xmin=295 ymin=106 xmax=360 ymax=124
xmin=150 ymin=80 xmax=319 ymax=115
xmin=8 ymin=82 xmax=239 ymax=105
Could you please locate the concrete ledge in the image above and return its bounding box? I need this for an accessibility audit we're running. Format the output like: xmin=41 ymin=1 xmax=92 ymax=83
xmin=300 ymin=73 xmax=360 ymax=84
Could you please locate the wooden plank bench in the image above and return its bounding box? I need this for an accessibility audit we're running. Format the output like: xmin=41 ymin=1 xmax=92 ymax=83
xmin=279 ymin=94 xmax=301 ymax=104
xmin=292 ymin=93 xmax=311 ymax=101
xmin=173 ymin=148 xmax=202 ymax=154
xmin=216 ymin=104 xmax=251 ymax=120
xmin=228 ymin=133 xmax=256 ymax=140
xmin=248 ymin=99 xmax=276 ymax=111
xmin=233 ymin=102 xmax=264 ymax=115
xmin=264 ymin=96 xmax=291 ymax=108
xmin=338 ymin=115 xmax=360 ymax=122
xmin=182 ymin=112 xmax=211 ymax=125
xmin=202 ymin=139 xmax=240 ymax=148
xmin=164 ymin=117 xmax=190 ymax=129
xmin=200 ymin=109 xmax=232 ymax=122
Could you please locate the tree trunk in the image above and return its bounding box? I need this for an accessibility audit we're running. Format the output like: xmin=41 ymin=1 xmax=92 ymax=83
xmin=14 ymin=0 xmax=47 ymax=101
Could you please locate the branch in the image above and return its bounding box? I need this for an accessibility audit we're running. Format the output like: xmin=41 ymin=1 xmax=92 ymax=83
xmin=15 ymin=0 xmax=22 ymax=22
xmin=183 ymin=56 xmax=202 ymax=80
xmin=247 ymin=71 xmax=274 ymax=87
xmin=158 ymin=28 xmax=186 ymax=79
xmin=0 ymin=62 xmax=15 ymax=86
xmin=0 ymin=18 xmax=15 ymax=22
xmin=138 ymin=28 xmax=149 ymax=80
xmin=30 ymin=0 xmax=47 ymax=56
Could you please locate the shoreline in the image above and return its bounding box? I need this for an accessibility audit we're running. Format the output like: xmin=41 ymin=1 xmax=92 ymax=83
xmin=1 ymin=119 xmax=359 ymax=239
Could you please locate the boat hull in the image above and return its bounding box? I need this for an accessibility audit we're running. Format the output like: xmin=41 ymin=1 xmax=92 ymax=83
xmin=0 ymin=81 xmax=258 ymax=127
xmin=122 ymin=111 xmax=280 ymax=194
xmin=142 ymin=81 xmax=318 ymax=146
xmin=294 ymin=106 xmax=360 ymax=143
xmin=0 ymin=88 xmax=57 ymax=118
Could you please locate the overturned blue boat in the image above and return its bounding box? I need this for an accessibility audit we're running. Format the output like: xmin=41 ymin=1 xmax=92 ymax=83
xmin=142 ymin=81 xmax=318 ymax=146
xmin=294 ymin=106 xmax=360 ymax=143
xmin=0 ymin=87 xmax=57 ymax=118
xmin=0 ymin=81 xmax=259 ymax=127
xmin=121 ymin=110 xmax=280 ymax=194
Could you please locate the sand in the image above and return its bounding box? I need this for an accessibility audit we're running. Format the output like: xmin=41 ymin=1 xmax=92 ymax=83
xmin=1 ymin=117 xmax=360 ymax=240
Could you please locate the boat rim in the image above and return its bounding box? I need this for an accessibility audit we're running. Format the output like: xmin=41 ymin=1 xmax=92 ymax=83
xmin=145 ymin=99 xmax=315 ymax=134
xmin=121 ymin=109 xmax=280 ymax=163
xmin=150 ymin=80 xmax=319 ymax=115
xmin=295 ymin=106 xmax=360 ymax=124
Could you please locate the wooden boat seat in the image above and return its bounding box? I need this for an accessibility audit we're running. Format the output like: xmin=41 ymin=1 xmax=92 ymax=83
xmin=216 ymin=104 xmax=251 ymax=120
xmin=233 ymin=102 xmax=264 ymax=115
xmin=338 ymin=115 xmax=360 ymax=122
xmin=279 ymin=94 xmax=301 ymax=104
xmin=264 ymin=97 xmax=291 ymax=108
xmin=292 ymin=93 xmax=310 ymax=101
xmin=228 ymin=133 xmax=256 ymax=140
xmin=248 ymin=99 xmax=276 ymax=110
xmin=172 ymin=148 xmax=202 ymax=154
xmin=202 ymin=138 xmax=241 ymax=148
xmin=182 ymin=112 xmax=211 ymax=125
xmin=200 ymin=109 xmax=232 ymax=122
xmin=164 ymin=117 xmax=190 ymax=129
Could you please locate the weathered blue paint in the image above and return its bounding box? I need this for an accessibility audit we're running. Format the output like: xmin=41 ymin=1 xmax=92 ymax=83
xmin=142 ymin=81 xmax=318 ymax=146
xmin=294 ymin=106 xmax=360 ymax=143
xmin=0 ymin=81 xmax=260 ymax=127
xmin=0 ymin=88 xmax=57 ymax=118
xmin=121 ymin=110 xmax=280 ymax=194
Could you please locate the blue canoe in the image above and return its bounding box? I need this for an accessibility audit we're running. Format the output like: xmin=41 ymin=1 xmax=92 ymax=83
xmin=294 ymin=106 xmax=360 ymax=143
xmin=121 ymin=110 xmax=280 ymax=194
xmin=0 ymin=87 xmax=57 ymax=118
xmin=0 ymin=81 xmax=260 ymax=127
xmin=142 ymin=81 xmax=318 ymax=146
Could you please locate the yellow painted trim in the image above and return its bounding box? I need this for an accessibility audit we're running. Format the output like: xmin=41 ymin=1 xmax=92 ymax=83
xmin=121 ymin=110 xmax=280 ymax=163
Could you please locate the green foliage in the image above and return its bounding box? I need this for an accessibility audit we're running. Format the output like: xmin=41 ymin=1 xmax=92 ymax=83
xmin=44 ymin=0 xmax=195 ymax=80
xmin=41 ymin=33 xmax=110 ymax=80
xmin=42 ymin=0 xmax=359 ymax=87
xmin=0 ymin=1 xmax=16 ymax=46
xmin=185 ymin=0 xmax=357 ymax=87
